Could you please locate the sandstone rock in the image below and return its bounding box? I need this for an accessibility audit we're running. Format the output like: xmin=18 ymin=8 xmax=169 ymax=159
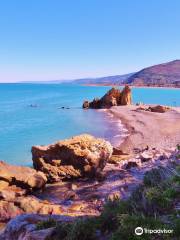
xmin=120 ymin=85 xmax=132 ymax=105
xmin=82 ymin=86 xmax=132 ymax=109
xmin=100 ymin=88 xmax=121 ymax=107
xmin=109 ymin=147 xmax=130 ymax=164
xmin=148 ymin=105 xmax=170 ymax=113
xmin=89 ymin=98 xmax=102 ymax=108
xmin=107 ymin=191 xmax=121 ymax=201
xmin=0 ymin=161 xmax=47 ymax=190
xmin=71 ymin=183 xmax=78 ymax=191
xmin=82 ymin=100 xmax=89 ymax=109
xmin=0 ymin=192 xmax=65 ymax=222
xmin=15 ymin=196 xmax=63 ymax=215
xmin=0 ymin=185 xmax=26 ymax=201
xmin=140 ymin=152 xmax=153 ymax=162
xmin=109 ymin=155 xmax=129 ymax=164
xmin=32 ymin=134 xmax=113 ymax=182
xmin=0 ymin=181 xmax=9 ymax=191
xmin=0 ymin=201 xmax=24 ymax=222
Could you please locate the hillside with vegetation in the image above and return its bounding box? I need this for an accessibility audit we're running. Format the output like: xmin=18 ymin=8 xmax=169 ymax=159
xmin=127 ymin=60 xmax=180 ymax=87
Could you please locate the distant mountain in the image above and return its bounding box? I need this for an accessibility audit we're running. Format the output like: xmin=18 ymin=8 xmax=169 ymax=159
xmin=18 ymin=60 xmax=180 ymax=87
xmin=127 ymin=60 xmax=180 ymax=87
xmin=72 ymin=73 xmax=134 ymax=85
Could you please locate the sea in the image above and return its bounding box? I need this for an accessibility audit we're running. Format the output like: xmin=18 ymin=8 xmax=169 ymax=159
xmin=0 ymin=83 xmax=179 ymax=166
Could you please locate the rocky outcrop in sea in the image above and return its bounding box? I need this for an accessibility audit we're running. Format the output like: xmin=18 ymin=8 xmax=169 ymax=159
xmin=82 ymin=85 xmax=132 ymax=109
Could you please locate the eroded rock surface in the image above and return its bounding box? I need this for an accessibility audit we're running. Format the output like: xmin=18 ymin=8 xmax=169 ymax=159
xmin=0 ymin=161 xmax=47 ymax=190
xmin=32 ymin=134 xmax=113 ymax=182
xmin=120 ymin=85 xmax=132 ymax=105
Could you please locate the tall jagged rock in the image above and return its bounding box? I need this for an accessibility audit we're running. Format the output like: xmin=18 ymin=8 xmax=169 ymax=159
xmin=100 ymin=88 xmax=121 ymax=107
xmin=32 ymin=134 xmax=113 ymax=182
xmin=120 ymin=85 xmax=132 ymax=105
xmin=82 ymin=86 xmax=132 ymax=109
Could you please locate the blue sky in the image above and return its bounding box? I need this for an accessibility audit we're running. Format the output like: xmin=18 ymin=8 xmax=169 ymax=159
xmin=0 ymin=0 xmax=180 ymax=82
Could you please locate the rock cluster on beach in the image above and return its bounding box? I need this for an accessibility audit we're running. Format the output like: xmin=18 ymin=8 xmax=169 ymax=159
xmin=136 ymin=104 xmax=170 ymax=113
xmin=0 ymin=161 xmax=63 ymax=222
xmin=0 ymin=134 xmax=113 ymax=224
xmin=82 ymin=85 xmax=132 ymax=109
xmin=32 ymin=134 xmax=113 ymax=182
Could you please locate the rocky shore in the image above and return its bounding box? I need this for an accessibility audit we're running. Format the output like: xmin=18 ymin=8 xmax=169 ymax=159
xmin=0 ymin=146 xmax=179 ymax=239
xmin=0 ymin=100 xmax=180 ymax=239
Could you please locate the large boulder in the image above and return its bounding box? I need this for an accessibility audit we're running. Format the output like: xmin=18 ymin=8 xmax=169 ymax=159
xmin=0 ymin=161 xmax=47 ymax=190
xmin=32 ymin=134 xmax=113 ymax=182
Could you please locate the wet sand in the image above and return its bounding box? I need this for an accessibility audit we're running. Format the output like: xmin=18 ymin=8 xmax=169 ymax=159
xmin=109 ymin=105 xmax=180 ymax=153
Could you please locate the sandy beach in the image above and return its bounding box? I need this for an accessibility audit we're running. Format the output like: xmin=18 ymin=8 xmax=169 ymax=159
xmin=109 ymin=105 xmax=180 ymax=153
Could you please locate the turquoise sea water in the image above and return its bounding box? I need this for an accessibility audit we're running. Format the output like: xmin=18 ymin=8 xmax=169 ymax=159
xmin=0 ymin=84 xmax=179 ymax=165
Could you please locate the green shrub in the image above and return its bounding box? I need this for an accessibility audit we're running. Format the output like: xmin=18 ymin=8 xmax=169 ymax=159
xmin=110 ymin=215 xmax=168 ymax=240
xmin=67 ymin=219 xmax=97 ymax=240
xmin=46 ymin=222 xmax=71 ymax=240
xmin=48 ymin=219 xmax=98 ymax=240
xmin=36 ymin=217 xmax=57 ymax=230
xmin=145 ymin=187 xmax=172 ymax=211
xmin=172 ymin=218 xmax=180 ymax=237
xmin=100 ymin=200 xmax=131 ymax=233
xmin=143 ymin=167 xmax=172 ymax=187
xmin=163 ymin=188 xmax=179 ymax=199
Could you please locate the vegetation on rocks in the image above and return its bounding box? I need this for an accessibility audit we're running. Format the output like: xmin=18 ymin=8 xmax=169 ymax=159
xmin=36 ymin=157 xmax=180 ymax=240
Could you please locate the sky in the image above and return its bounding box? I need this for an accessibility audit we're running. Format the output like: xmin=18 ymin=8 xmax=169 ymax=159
xmin=0 ymin=0 xmax=180 ymax=82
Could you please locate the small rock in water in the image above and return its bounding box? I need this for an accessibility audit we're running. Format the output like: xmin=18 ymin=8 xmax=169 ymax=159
xmin=29 ymin=104 xmax=38 ymax=108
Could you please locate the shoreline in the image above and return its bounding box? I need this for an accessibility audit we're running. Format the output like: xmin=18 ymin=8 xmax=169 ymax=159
xmin=97 ymin=109 xmax=129 ymax=147
xmin=108 ymin=105 xmax=180 ymax=153
xmin=82 ymin=83 xmax=180 ymax=89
